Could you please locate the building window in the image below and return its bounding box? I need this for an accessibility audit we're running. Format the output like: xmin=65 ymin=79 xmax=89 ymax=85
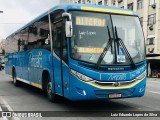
xmin=137 ymin=0 xmax=143 ymax=9
xmin=82 ymin=0 xmax=85 ymax=3
xmin=128 ymin=3 xmax=133 ymax=10
xmin=147 ymin=37 xmax=155 ymax=45
xmin=139 ymin=17 xmax=143 ymax=27
xmin=148 ymin=14 xmax=156 ymax=25
xmin=121 ymin=6 xmax=124 ymax=8
xmin=104 ymin=0 xmax=108 ymax=5
xmin=87 ymin=0 xmax=91 ymax=3
xmin=112 ymin=0 xmax=116 ymax=5
xmin=78 ymin=0 xmax=81 ymax=3
xmin=118 ymin=0 xmax=123 ymax=3
xmin=149 ymin=0 xmax=156 ymax=5
xmin=98 ymin=1 xmax=102 ymax=5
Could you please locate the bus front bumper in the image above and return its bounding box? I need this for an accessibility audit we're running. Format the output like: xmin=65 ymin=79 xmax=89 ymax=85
xmin=69 ymin=75 xmax=146 ymax=101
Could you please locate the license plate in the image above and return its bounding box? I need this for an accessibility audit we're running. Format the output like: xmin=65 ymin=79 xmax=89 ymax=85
xmin=109 ymin=94 xmax=121 ymax=98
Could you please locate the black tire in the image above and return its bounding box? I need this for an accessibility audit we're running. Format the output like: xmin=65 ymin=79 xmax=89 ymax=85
xmin=12 ymin=69 xmax=20 ymax=86
xmin=46 ymin=76 xmax=58 ymax=102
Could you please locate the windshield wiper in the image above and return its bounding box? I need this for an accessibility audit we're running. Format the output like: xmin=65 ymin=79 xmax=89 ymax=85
xmin=96 ymin=26 xmax=113 ymax=69
xmin=114 ymin=26 xmax=136 ymax=69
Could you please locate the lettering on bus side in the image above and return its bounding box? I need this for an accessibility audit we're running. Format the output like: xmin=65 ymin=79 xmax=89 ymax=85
xmin=30 ymin=57 xmax=42 ymax=68
xmin=108 ymin=74 xmax=126 ymax=81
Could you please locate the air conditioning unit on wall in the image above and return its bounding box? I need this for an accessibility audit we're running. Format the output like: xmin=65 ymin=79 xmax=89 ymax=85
xmin=148 ymin=48 xmax=154 ymax=53
xmin=118 ymin=0 xmax=123 ymax=3
xmin=112 ymin=0 xmax=116 ymax=5
xmin=149 ymin=25 xmax=153 ymax=30
xmin=152 ymin=4 xmax=156 ymax=9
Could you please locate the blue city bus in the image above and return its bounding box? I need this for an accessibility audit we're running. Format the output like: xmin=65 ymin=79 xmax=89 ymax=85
xmin=5 ymin=4 xmax=146 ymax=102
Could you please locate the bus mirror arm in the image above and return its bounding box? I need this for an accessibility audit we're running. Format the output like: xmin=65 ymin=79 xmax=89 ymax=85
xmin=62 ymin=13 xmax=72 ymax=21
xmin=62 ymin=13 xmax=73 ymax=38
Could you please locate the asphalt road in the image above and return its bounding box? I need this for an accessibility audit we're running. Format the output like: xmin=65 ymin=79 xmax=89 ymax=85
xmin=0 ymin=70 xmax=160 ymax=120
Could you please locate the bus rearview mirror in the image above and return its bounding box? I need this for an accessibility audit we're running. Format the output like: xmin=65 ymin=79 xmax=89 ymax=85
xmin=65 ymin=21 xmax=73 ymax=38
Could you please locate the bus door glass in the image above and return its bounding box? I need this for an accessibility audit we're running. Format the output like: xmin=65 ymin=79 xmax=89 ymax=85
xmin=53 ymin=18 xmax=64 ymax=95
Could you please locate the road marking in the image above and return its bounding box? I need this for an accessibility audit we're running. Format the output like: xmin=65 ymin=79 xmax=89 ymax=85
xmin=0 ymin=97 xmax=13 ymax=112
xmin=0 ymin=97 xmax=20 ymax=120
xmin=0 ymin=101 xmax=7 ymax=120
xmin=0 ymin=104 xmax=8 ymax=120
xmin=149 ymin=91 xmax=160 ymax=95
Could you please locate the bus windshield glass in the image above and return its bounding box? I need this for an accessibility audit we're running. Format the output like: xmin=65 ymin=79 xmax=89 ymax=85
xmin=70 ymin=11 xmax=145 ymax=65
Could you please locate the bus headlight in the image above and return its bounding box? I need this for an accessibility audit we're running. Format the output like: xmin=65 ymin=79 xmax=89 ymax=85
xmin=136 ymin=70 xmax=146 ymax=80
xmin=71 ymin=69 xmax=93 ymax=82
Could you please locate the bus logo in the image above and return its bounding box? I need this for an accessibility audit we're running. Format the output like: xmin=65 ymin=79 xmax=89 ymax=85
xmin=108 ymin=74 xmax=126 ymax=81
xmin=112 ymin=82 xmax=120 ymax=87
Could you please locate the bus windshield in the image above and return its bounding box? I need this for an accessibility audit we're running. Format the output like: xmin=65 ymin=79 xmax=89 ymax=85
xmin=70 ymin=11 xmax=145 ymax=65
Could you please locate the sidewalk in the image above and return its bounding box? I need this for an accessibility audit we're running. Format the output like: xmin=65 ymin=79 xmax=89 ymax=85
xmin=147 ymin=77 xmax=159 ymax=81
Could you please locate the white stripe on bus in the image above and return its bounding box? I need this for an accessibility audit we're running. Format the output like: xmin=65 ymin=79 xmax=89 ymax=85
xmin=16 ymin=77 xmax=30 ymax=84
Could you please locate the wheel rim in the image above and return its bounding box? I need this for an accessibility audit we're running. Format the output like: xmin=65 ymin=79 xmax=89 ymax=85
xmin=13 ymin=77 xmax=16 ymax=84
xmin=13 ymin=71 xmax=16 ymax=84
xmin=47 ymin=82 xmax=52 ymax=97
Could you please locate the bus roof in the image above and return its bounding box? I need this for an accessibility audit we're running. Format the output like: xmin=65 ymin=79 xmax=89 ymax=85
xmin=7 ymin=3 xmax=137 ymax=38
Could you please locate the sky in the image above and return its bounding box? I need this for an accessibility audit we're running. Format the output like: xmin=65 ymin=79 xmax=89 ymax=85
xmin=0 ymin=0 xmax=60 ymax=40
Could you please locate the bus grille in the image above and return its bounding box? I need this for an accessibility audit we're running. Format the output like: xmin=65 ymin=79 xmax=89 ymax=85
xmin=94 ymin=80 xmax=136 ymax=87
xmin=94 ymin=88 xmax=135 ymax=98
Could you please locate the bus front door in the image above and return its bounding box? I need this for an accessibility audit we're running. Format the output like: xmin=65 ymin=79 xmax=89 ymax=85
xmin=53 ymin=20 xmax=64 ymax=96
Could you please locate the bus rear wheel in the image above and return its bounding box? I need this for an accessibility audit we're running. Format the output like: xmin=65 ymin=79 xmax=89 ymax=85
xmin=46 ymin=78 xmax=58 ymax=102
xmin=12 ymin=69 xmax=20 ymax=86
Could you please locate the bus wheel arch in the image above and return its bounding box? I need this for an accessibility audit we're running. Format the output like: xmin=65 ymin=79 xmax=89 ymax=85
xmin=12 ymin=67 xmax=20 ymax=86
xmin=42 ymin=70 xmax=50 ymax=91
xmin=42 ymin=70 xmax=57 ymax=102
xmin=12 ymin=67 xmax=15 ymax=80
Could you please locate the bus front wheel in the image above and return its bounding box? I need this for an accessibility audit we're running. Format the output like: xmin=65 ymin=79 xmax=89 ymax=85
xmin=47 ymin=80 xmax=58 ymax=102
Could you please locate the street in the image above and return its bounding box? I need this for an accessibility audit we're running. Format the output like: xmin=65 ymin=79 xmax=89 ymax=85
xmin=0 ymin=70 xmax=160 ymax=120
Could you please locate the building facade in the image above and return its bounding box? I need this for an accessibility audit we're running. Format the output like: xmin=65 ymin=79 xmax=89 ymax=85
xmin=0 ymin=39 xmax=5 ymax=56
xmin=60 ymin=0 xmax=160 ymax=77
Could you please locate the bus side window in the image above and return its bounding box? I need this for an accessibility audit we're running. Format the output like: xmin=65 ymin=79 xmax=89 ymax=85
xmin=53 ymin=24 xmax=68 ymax=64
xmin=28 ymin=26 xmax=38 ymax=50
xmin=62 ymin=28 xmax=68 ymax=64
xmin=28 ymin=15 xmax=51 ymax=51
xmin=53 ymin=30 xmax=61 ymax=57
xmin=51 ymin=10 xmax=68 ymax=64
xmin=18 ymin=39 xmax=21 ymax=52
